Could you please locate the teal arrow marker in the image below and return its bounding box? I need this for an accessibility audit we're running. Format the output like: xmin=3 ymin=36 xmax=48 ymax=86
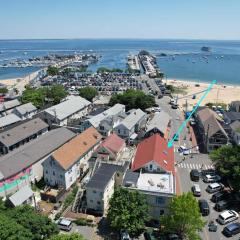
xmin=167 ymin=79 xmax=217 ymax=148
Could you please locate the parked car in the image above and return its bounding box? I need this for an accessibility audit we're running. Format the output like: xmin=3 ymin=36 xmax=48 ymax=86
xmin=178 ymin=146 xmax=190 ymax=155
xmin=222 ymin=222 xmax=240 ymax=237
xmin=120 ymin=230 xmax=131 ymax=240
xmin=214 ymin=200 xmax=231 ymax=212
xmin=57 ymin=218 xmax=72 ymax=231
xmin=198 ymin=199 xmax=210 ymax=216
xmin=218 ymin=210 xmax=239 ymax=225
xmin=190 ymin=169 xmax=200 ymax=182
xmin=211 ymin=191 xmax=230 ymax=203
xmin=203 ymin=174 xmax=221 ymax=183
xmin=192 ymin=184 xmax=201 ymax=197
xmin=206 ymin=183 xmax=224 ymax=194
xmin=208 ymin=220 xmax=218 ymax=232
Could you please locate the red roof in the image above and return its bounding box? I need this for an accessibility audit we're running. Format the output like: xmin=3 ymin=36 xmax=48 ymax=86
xmin=131 ymin=134 xmax=175 ymax=174
xmin=100 ymin=133 xmax=125 ymax=156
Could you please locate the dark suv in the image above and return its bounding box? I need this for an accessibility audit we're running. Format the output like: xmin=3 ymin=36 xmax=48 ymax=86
xmin=198 ymin=199 xmax=210 ymax=216
xmin=190 ymin=169 xmax=200 ymax=182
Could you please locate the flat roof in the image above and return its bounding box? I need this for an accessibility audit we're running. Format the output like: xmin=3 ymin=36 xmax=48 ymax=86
xmin=9 ymin=185 xmax=33 ymax=206
xmin=136 ymin=173 xmax=175 ymax=194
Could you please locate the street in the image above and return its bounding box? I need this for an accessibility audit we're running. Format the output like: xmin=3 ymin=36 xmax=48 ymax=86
xmin=157 ymin=96 xmax=239 ymax=240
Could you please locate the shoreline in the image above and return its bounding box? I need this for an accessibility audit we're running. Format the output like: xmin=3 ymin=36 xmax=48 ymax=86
xmin=163 ymin=78 xmax=240 ymax=108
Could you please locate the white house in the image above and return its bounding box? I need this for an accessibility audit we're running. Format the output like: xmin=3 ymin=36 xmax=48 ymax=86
xmin=42 ymin=127 xmax=102 ymax=190
xmin=41 ymin=96 xmax=91 ymax=127
xmin=113 ymin=109 xmax=146 ymax=140
xmin=85 ymin=162 xmax=127 ymax=215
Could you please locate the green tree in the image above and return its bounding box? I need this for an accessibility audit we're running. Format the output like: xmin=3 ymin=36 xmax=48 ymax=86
xmin=50 ymin=233 xmax=85 ymax=240
xmin=160 ymin=192 xmax=205 ymax=240
xmin=210 ymin=145 xmax=240 ymax=190
xmin=21 ymin=86 xmax=46 ymax=108
xmin=7 ymin=205 xmax=59 ymax=240
xmin=0 ymin=213 xmax=33 ymax=240
xmin=107 ymin=188 xmax=149 ymax=237
xmin=47 ymin=84 xmax=67 ymax=104
xmin=0 ymin=87 xmax=8 ymax=94
xmin=78 ymin=87 xmax=98 ymax=102
xmin=109 ymin=89 xmax=155 ymax=111
xmin=47 ymin=66 xmax=59 ymax=76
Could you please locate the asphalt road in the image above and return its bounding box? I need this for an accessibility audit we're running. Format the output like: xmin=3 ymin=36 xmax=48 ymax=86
xmin=156 ymin=96 xmax=240 ymax=240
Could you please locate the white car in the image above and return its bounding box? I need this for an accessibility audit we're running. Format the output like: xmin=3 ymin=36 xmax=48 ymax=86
xmin=192 ymin=184 xmax=201 ymax=197
xmin=218 ymin=210 xmax=239 ymax=225
xmin=203 ymin=174 xmax=221 ymax=183
xmin=178 ymin=146 xmax=190 ymax=155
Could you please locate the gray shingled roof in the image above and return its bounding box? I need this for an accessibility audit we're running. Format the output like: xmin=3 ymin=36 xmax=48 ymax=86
xmin=0 ymin=114 xmax=21 ymax=128
xmin=14 ymin=103 xmax=37 ymax=115
xmin=44 ymin=96 xmax=91 ymax=121
xmin=224 ymin=112 xmax=240 ymax=121
xmin=88 ymin=104 xmax=125 ymax=128
xmin=0 ymin=99 xmax=21 ymax=112
xmin=146 ymin=111 xmax=171 ymax=134
xmin=9 ymin=185 xmax=33 ymax=206
xmin=116 ymin=109 xmax=146 ymax=130
xmin=0 ymin=118 xmax=49 ymax=147
xmin=0 ymin=128 xmax=76 ymax=180
xmin=86 ymin=163 xmax=124 ymax=190
xmin=123 ymin=170 xmax=139 ymax=187
xmin=230 ymin=120 xmax=240 ymax=133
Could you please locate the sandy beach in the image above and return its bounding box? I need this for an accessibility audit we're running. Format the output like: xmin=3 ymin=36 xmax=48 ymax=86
xmin=0 ymin=70 xmax=41 ymax=94
xmin=163 ymin=79 xmax=240 ymax=109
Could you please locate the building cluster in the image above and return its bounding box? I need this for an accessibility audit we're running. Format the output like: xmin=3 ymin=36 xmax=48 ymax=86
xmin=0 ymin=93 xmax=176 ymax=221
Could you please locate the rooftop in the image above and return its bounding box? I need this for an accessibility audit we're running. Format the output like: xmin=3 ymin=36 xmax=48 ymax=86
xmin=0 ymin=114 xmax=21 ymax=128
xmin=0 ymin=118 xmax=48 ymax=147
xmin=0 ymin=99 xmax=21 ymax=112
xmin=44 ymin=96 xmax=91 ymax=121
xmin=88 ymin=104 xmax=125 ymax=128
xmin=117 ymin=108 xmax=146 ymax=130
xmin=14 ymin=102 xmax=37 ymax=115
xmin=137 ymin=172 xmax=175 ymax=194
xmin=146 ymin=111 xmax=171 ymax=135
xmin=52 ymin=127 xmax=102 ymax=170
xmin=0 ymin=128 xmax=76 ymax=180
xmin=9 ymin=185 xmax=33 ymax=206
xmin=86 ymin=163 xmax=125 ymax=191
xmin=131 ymin=134 xmax=175 ymax=174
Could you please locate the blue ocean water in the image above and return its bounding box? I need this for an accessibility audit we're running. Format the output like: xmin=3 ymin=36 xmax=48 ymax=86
xmin=0 ymin=39 xmax=240 ymax=85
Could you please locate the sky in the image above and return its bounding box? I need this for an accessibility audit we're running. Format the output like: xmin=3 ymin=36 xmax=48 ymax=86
xmin=0 ymin=0 xmax=240 ymax=40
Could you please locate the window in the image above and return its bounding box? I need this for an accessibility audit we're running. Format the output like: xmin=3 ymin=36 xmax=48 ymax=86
xmin=156 ymin=197 xmax=165 ymax=205
xmin=60 ymin=174 xmax=63 ymax=178
xmin=97 ymin=201 xmax=101 ymax=205
xmin=53 ymin=171 xmax=55 ymax=176
xmin=118 ymin=129 xmax=120 ymax=134
xmin=45 ymin=170 xmax=48 ymax=174
xmin=160 ymin=210 xmax=164 ymax=215
xmin=90 ymin=200 xmax=93 ymax=203
xmin=100 ymin=126 xmax=104 ymax=130
xmin=93 ymin=190 xmax=97 ymax=194
xmin=149 ymin=164 xmax=153 ymax=170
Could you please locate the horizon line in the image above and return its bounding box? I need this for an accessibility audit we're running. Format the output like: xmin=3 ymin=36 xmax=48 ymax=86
xmin=0 ymin=37 xmax=240 ymax=41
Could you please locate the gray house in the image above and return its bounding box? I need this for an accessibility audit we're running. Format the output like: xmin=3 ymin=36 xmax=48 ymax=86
xmin=0 ymin=99 xmax=21 ymax=116
xmin=0 ymin=114 xmax=21 ymax=129
xmin=230 ymin=120 xmax=240 ymax=146
xmin=195 ymin=108 xmax=229 ymax=152
xmin=113 ymin=109 xmax=146 ymax=140
xmin=0 ymin=128 xmax=75 ymax=197
xmin=41 ymin=96 xmax=91 ymax=127
xmin=229 ymin=101 xmax=240 ymax=112
xmin=0 ymin=118 xmax=48 ymax=154
xmin=145 ymin=111 xmax=171 ymax=139
xmin=13 ymin=103 xmax=37 ymax=120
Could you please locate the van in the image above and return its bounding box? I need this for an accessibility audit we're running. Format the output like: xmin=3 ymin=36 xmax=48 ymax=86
xmin=57 ymin=218 xmax=72 ymax=231
xmin=218 ymin=210 xmax=239 ymax=225
xmin=206 ymin=183 xmax=223 ymax=194
xmin=214 ymin=200 xmax=230 ymax=212
xmin=198 ymin=199 xmax=210 ymax=216
xmin=223 ymin=223 xmax=240 ymax=237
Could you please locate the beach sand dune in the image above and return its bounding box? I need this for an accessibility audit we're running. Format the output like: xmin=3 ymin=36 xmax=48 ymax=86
xmin=165 ymin=79 xmax=240 ymax=109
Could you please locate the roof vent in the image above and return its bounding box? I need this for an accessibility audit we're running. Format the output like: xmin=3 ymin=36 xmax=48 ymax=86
xmin=23 ymin=126 xmax=26 ymax=129
xmin=83 ymin=141 xmax=87 ymax=145
xmin=93 ymin=134 xmax=98 ymax=139
xmin=157 ymin=183 xmax=164 ymax=189
xmin=7 ymin=134 xmax=10 ymax=137
xmin=163 ymin=160 xmax=167 ymax=165
xmin=34 ymin=121 xmax=37 ymax=124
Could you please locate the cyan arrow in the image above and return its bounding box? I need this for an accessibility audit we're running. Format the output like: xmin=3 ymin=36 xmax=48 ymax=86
xmin=167 ymin=79 xmax=217 ymax=148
